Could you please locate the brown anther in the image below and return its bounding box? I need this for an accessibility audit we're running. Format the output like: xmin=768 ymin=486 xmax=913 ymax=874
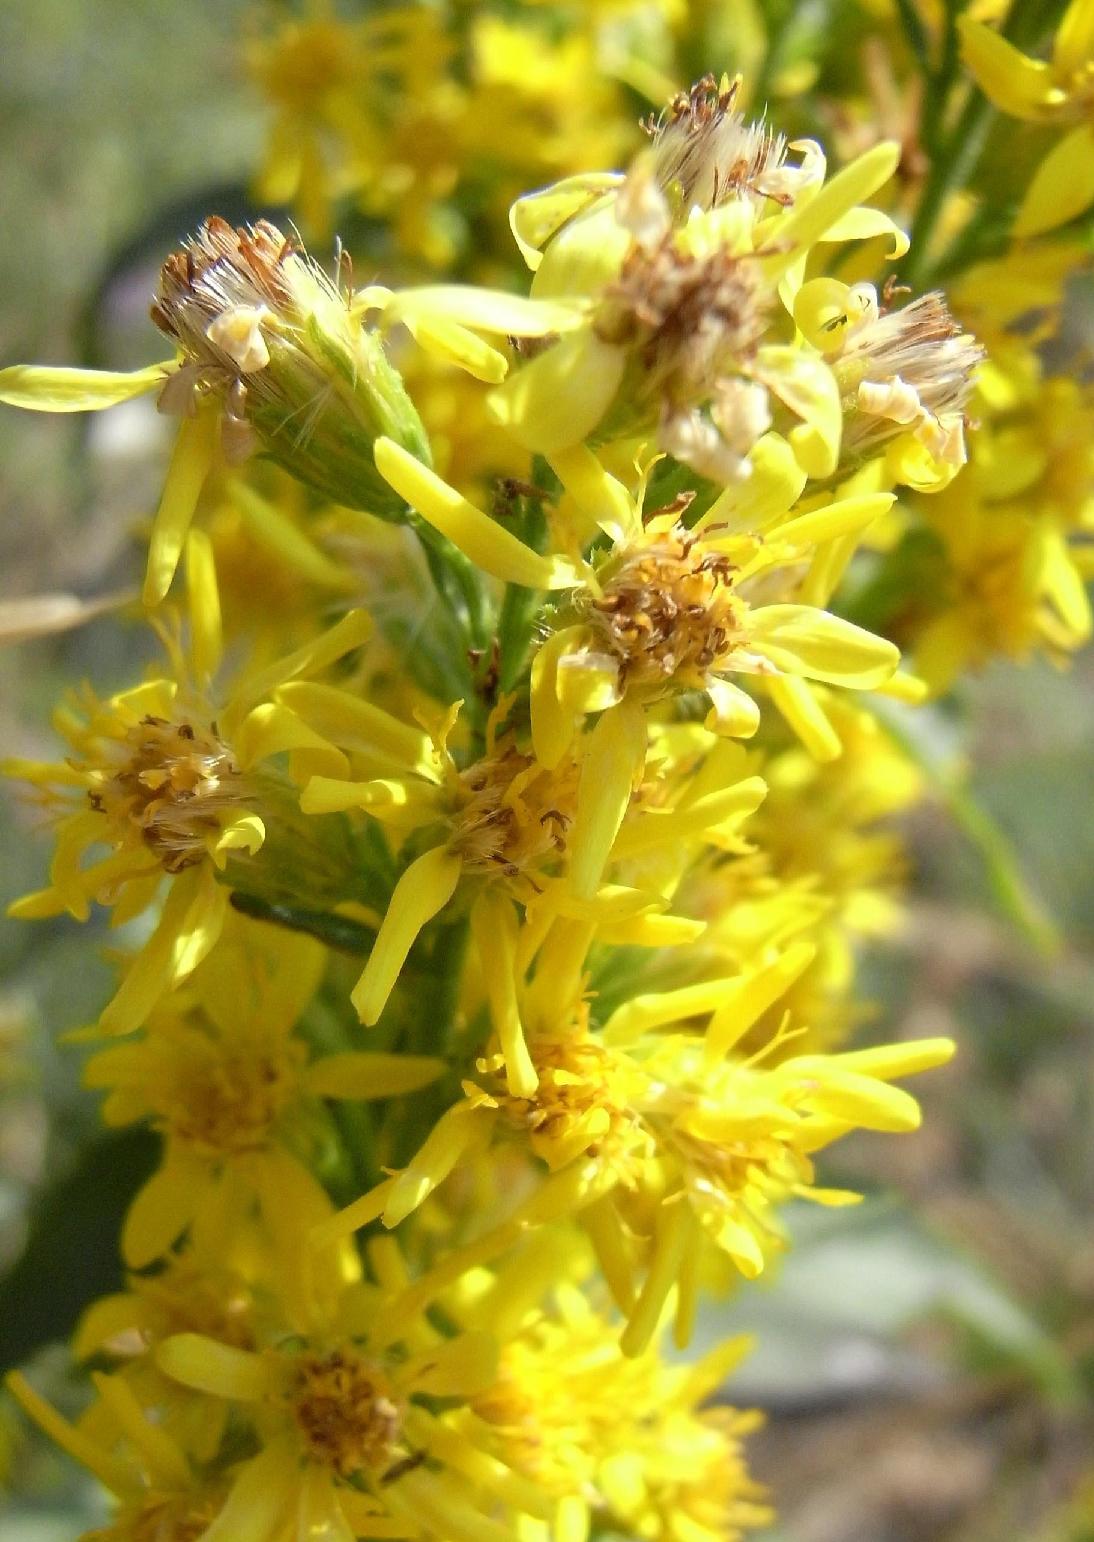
xmin=881 ymin=273 xmax=913 ymax=310
xmin=585 ymin=526 xmax=745 ymax=692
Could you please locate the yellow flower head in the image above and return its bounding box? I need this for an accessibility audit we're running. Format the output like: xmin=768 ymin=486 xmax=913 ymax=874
xmin=368 ymin=436 xmax=900 ymax=772
xmin=147 ymin=1249 xmax=538 ymax=1542
xmin=84 ymin=918 xmax=441 ymax=1275
xmin=463 ymin=1268 xmax=772 ymax=1542
xmin=327 ymin=912 xmax=953 ymax=1354
xmin=795 ymin=278 xmax=984 ymax=487
xmin=4 ymin=535 xmax=370 ymax=1033
xmin=1 ymin=220 xmax=428 ymax=604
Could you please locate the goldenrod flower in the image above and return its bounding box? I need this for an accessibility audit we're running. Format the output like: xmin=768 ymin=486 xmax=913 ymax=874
xmin=4 ymin=535 xmax=369 ymax=1033
xmin=151 ymin=1253 xmax=540 ymax=1542
xmin=292 ymin=675 xmax=768 ymax=1051
xmin=324 ymin=912 xmax=953 ymax=1352
xmin=794 ymin=278 xmax=983 ymax=489
xmin=373 ymin=436 xmax=900 ymax=766
xmin=960 ymin=1 xmax=1094 ymax=235
xmin=297 ymin=689 xmax=588 ymax=1037
xmin=6 ymin=1367 xmax=225 ymax=1542
xmin=82 ymin=921 xmax=442 ymax=1274
xmin=479 ymin=77 xmax=906 ymax=477
xmin=0 ymin=218 xmax=428 ymax=603
xmin=1 ymin=26 xmax=1050 ymax=1541
xmin=458 ymin=1263 xmax=772 ymax=1542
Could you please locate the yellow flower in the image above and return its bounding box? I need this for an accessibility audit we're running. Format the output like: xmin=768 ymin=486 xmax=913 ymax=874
xmin=793 ymin=278 xmax=983 ymax=490
xmin=73 ymin=1240 xmax=261 ymax=1466
xmin=457 ymin=1265 xmax=772 ymax=1542
xmin=294 ymin=692 xmax=579 ymax=1026
xmin=3 ymin=534 xmax=369 ymax=1033
xmin=960 ymin=0 xmax=1094 ymax=235
xmin=0 ymin=218 xmax=428 ymax=604
xmin=245 ymin=0 xmax=385 ymax=241
xmin=6 ymin=1367 xmax=225 ymax=1542
xmin=370 ymin=77 xmax=909 ymax=487
xmin=150 ymin=1251 xmax=540 ymax=1542
xmin=893 ymin=331 xmax=1094 ymax=690
xmin=9 ymin=1242 xmax=536 ymax=1542
xmin=478 ymin=76 xmax=906 ymax=478
xmin=292 ymin=672 xmax=771 ymax=1056
xmin=461 ymin=15 xmax=636 ymax=189
xmin=82 ymin=919 xmax=442 ymax=1275
xmin=372 ymin=436 xmax=900 ymax=768
xmin=322 ymin=912 xmax=953 ymax=1354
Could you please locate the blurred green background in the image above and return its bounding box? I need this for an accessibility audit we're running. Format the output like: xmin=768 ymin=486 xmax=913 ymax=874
xmin=1 ymin=3 xmax=1092 ymax=1539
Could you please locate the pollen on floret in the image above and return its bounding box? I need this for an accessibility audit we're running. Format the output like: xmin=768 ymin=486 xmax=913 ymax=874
xmin=644 ymin=73 xmax=810 ymax=213
xmin=596 ymin=239 xmax=772 ymax=443
xmin=583 ymin=525 xmax=747 ymax=694
xmin=82 ymin=712 xmax=248 ymax=874
xmin=596 ymin=130 xmax=778 ymax=479
xmin=151 ymin=218 xmax=295 ymax=378
xmin=290 ymin=1349 xmax=402 ymax=1479
xmin=148 ymin=1019 xmax=303 ymax=1156
xmin=448 ymin=740 xmax=578 ymax=884
xmin=832 ymin=285 xmax=984 ymax=466
xmin=87 ymin=712 xmax=249 ymax=873
xmin=645 ymin=74 xmax=788 ymax=209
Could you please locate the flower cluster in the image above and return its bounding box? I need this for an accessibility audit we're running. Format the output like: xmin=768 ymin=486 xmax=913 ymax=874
xmin=3 ymin=2 xmax=1092 ymax=1535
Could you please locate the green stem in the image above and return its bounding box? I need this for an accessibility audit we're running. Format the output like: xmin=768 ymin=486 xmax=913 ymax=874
xmin=895 ymin=0 xmax=932 ymax=76
xmin=413 ymin=516 xmax=489 ymax=652
xmin=228 ymin=890 xmax=375 ymax=953
xmin=905 ymin=87 xmax=997 ymax=286
xmin=906 ymin=0 xmax=1061 ymax=286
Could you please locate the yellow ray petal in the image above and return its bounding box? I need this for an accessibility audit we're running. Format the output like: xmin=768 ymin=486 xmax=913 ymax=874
xmin=958 ymin=16 xmax=1066 ymax=118
xmin=705 ymin=940 xmax=817 ymax=1061
xmin=352 ymin=846 xmax=462 ymax=1024
xmin=276 ymin=682 xmax=441 ymax=780
xmin=90 ymin=1372 xmax=190 ymax=1491
xmin=471 ymin=889 xmax=538 ymax=1096
xmin=763 ymin=141 xmax=902 ymax=276
xmin=486 ymin=329 xmax=626 ymax=454
xmin=1014 ymin=123 xmax=1094 ymax=238
xmin=568 ymin=701 xmax=647 ymax=899
xmin=610 ymin=775 xmax=766 ymax=860
xmin=184 ymin=528 xmax=222 ymax=684
xmin=121 ymin=1157 xmax=207 ymax=1268
xmin=0 ymin=359 xmax=174 ymax=411
xmin=99 ymin=866 xmax=228 ymax=1036
xmin=198 ymin=1445 xmax=298 ymax=1542
xmin=374 ymin=437 xmax=579 ymax=589
xmin=143 ymin=408 xmax=220 ymax=607
xmin=750 ymin=605 xmax=899 ymax=688
xmin=156 ymin=1333 xmax=280 ymax=1400
xmin=548 ymin=444 xmax=641 ymax=544
xmin=5 ymin=1372 xmax=135 ymax=1496
xmin=304 ymin=1051 xmax=444 ymax=1099
xmin=764 ymin=674 xmax=842 ymax=761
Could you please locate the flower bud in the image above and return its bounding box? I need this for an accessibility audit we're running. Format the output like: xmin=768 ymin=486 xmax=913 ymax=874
xmin=151 ymin=217 xmax=431 ymax=514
